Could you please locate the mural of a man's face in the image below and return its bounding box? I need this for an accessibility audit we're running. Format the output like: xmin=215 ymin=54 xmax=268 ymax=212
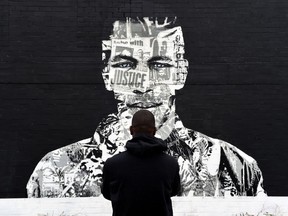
xmin=102 ymin=17 xmax=188 ymax=112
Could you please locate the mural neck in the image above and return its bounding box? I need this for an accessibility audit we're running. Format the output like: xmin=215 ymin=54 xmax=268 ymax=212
xmin=116 ymin=98 xmax=177 ymax=140
xmin=92 ymin=102 xmax=182 ymax=154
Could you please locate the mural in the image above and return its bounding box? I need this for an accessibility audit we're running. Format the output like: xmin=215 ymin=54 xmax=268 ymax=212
xmin=26 ymin=17 xmax=266 ymax=198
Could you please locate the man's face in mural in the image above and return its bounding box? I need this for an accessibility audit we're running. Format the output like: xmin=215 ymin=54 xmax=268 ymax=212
xmin=102 ymin=18 xmax=188 ymax=116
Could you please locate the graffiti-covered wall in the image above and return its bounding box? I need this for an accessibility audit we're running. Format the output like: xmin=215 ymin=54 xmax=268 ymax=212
xmin=0 ymin=0 xmax=288 ymax=197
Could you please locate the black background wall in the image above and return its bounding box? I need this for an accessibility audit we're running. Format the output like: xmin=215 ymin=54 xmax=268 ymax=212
xmin=0 ymin=0 xmax=287 ymax=197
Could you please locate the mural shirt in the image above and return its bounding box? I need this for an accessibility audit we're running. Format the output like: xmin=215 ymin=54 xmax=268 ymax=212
xmin=27 ymin=112 xmax=265 ymax=198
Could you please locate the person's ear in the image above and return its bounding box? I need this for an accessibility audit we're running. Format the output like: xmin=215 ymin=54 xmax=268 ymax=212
xmin=130 ymin=126 xmax=134 ymax=135
xmin=152 ymin=127 xmax=156 ymax=135
xmin=174 ymin=59 xmax=189 ymax=90
xmin=102 ymin=40 xmax=114 ymax=92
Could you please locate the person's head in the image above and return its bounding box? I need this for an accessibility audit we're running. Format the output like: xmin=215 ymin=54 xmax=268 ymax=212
xmin=102 ymin=17 xmax=189 ymax=112
xmin=129 ymin=110 xmax=156 ymax=137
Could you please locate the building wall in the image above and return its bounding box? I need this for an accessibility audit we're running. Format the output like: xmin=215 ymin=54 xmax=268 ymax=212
xmin=0 ymin=197 xmax=288 ymax=215
xmin=0 ymin=0 xmax=288 ymax=197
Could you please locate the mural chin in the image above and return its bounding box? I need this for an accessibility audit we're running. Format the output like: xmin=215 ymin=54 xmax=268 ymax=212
xmin=126 ymin=101 xmax=163 ymax=109
xmin=118 ymin=98 xmax=176 ymax=135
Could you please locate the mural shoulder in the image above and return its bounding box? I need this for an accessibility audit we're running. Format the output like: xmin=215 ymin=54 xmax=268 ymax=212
xmin=215 ymin=138 xmax=265 ymax=195
xmin=217 ymin=138 xmax=256 ymax=164
xmin=26 ymin=137 xmax=94 ymax=198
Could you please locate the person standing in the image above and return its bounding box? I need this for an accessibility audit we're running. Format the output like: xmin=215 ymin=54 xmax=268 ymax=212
xmin=101 ymin=110 xmax=181 ymax=216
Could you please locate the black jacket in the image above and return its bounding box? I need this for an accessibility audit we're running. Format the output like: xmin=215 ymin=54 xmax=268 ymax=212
xmin=101 ymin=134 xmax=181 ymax=216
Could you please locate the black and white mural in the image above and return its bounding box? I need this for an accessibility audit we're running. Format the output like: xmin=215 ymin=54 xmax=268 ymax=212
xmin=1 ymin=0 xmax=288 ymax=199
xmin=27 ymin=17 xmax=265 ymax=198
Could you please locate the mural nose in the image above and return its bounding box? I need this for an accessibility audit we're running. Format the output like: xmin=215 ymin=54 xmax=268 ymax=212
xmin=132 ymin=89 xmax=152 ymax=95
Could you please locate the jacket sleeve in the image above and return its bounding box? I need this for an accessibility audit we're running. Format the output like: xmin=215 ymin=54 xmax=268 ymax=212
xmin=101 ymin=160 xmax=111 ymax=200
xmin=26 ymin=165 xmax=42 ymax=198
xmin=171 ymin=162 xmax=181 ymax=196
xmin=26 ymin=153 xmax=56 ymax=198
xmin=248 ymin=162 xmax=266 ymax=196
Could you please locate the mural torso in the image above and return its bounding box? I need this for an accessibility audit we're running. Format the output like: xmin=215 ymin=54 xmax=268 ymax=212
xmin=27 ymin=113 xmax=265 ymax=198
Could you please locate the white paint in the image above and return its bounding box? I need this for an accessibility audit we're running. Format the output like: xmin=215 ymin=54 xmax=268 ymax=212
xmin=0 ymin=197 xmax=287 ymax=216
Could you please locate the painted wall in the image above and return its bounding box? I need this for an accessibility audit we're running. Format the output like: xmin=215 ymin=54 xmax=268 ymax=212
xmin=0 ymin=197 xmax=288 ymax=215
xmin=0 ymin=0 xmax=288 ymax=197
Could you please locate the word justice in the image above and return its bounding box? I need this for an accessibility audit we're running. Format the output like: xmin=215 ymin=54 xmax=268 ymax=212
xmin=112 ymin=69 xmax=147 ymax=88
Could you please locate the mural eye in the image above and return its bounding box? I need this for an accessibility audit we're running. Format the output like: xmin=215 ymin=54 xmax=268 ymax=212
xmin=112 ymin=62 xmax=135 ymax=69
xmin=150 ymin=62 xmax=172 ymax=70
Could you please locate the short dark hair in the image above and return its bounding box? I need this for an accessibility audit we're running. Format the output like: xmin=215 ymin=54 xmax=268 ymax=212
xmin=100 ymin=1 xmax=182 ymax=40
xmin=131 ymin=110 xmax=156 ymax=134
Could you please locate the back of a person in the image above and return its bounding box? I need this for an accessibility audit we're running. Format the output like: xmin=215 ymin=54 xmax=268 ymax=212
xmin=106 ymin=149 xmax=178 ymax=216
xmin=101 ymin=110 xmax=180 ymax=216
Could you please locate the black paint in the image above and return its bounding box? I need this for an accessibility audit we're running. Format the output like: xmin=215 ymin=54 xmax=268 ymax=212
xmin=0 ymin=0 xmax=288 ymax=197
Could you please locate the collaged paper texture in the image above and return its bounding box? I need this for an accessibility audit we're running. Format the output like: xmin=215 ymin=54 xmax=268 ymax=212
xmin=27 ymin=17 xmax=265 ymax=198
